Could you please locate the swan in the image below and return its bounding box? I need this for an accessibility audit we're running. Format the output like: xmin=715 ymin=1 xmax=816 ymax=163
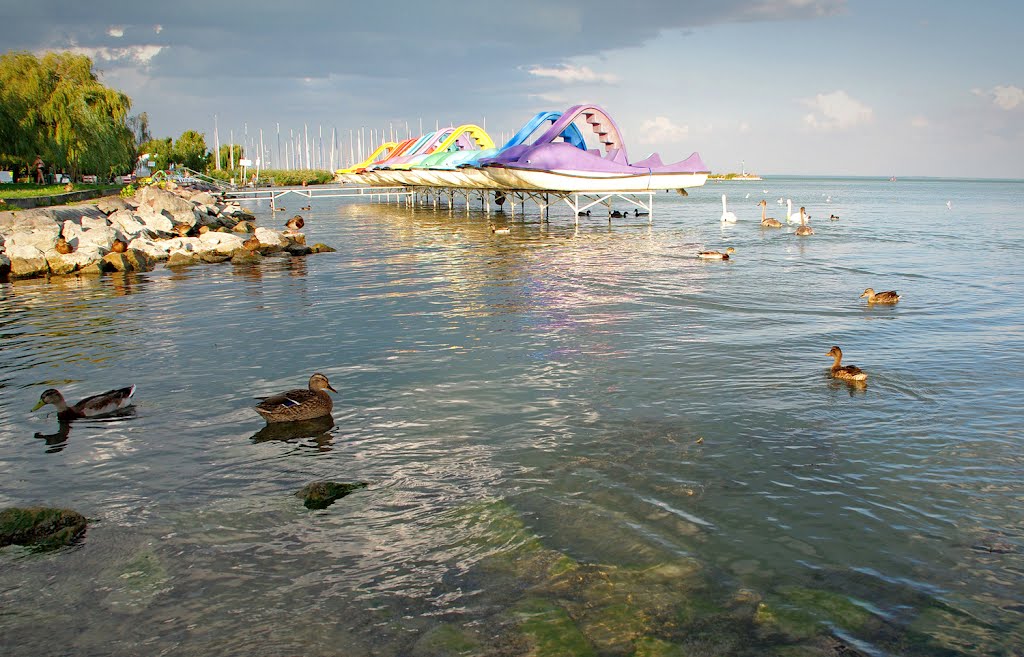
xmin=786 ymin=199 xmax=804 ymax=224
xmin=758 ymin=200 xmax=782 ymax=228
xmin=720 ymin=194 xmax=737 ymax=223
xmin=794 ymin=207 xmax=814 ymax=236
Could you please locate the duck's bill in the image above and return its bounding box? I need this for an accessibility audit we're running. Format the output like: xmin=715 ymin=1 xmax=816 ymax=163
xmin=327 ymin=385 xmax=338 ymax=393
xmin=31 ymin=400 xmax=45 ymax=411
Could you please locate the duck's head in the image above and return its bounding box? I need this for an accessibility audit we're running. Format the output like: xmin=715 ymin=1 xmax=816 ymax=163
xmin=32 ymin=389 xmax=65 ymax=411
xmin=826 ymin=346 xmax=843 ymax=358
xmin=860 ymin=288 xmax=874 ymax=298
xmin=309 ymin=373 xmax=337 ymax=394
xmin=111 ymin=239 xmax=127 ymax=253
xmin=243 ymin=236 xmax=260 ymax=250
xmin=725 ymin=247 xmax=736 ymax=255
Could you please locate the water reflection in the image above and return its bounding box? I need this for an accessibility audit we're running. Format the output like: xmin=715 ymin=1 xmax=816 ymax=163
xmin=250 ymin=415 xmax=335 ymax=448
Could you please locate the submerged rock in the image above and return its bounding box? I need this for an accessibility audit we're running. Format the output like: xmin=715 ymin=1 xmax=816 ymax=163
xmin=0 ymin=506 xmax=88 ymax=550
xmin=296 ymin=481 xmax=368 ymax=510
xmin=310 ymin=243 xmax=337 ymax=253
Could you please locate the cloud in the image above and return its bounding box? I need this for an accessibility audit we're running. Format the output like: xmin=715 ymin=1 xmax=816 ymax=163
xmin=107 ymin=26 xmax=124 ymax=38
xmin=801 ymin=90 xmax=873 ymax=130
xmin=739 ymin=121 xmax=751 ymax=134
xmin=978 ymin=85 xmax=1024 ymax=110
xmin=527 ymin=64 xmax=619 ymax=84
xmin=910 ymin=115 xmax=929 ymax=129
xmin=64 ymin=44 xmax=164 ymax=66
xmin=639 ymin=116 xmax=689 ymax=144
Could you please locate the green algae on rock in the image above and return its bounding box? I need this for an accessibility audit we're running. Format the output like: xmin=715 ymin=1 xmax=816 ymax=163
xmin=0 ymin=506 xmax=88 ymax=550
xmin=296 ymin=481 xmax=368 ymax=510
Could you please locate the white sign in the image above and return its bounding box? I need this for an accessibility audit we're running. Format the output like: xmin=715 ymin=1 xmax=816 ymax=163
xmin=239 ymin=159 xmax=253 ymax=167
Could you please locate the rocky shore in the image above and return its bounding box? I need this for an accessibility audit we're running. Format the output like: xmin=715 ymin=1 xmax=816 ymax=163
xmin=0 ymin=183 xmax=333 ymax=280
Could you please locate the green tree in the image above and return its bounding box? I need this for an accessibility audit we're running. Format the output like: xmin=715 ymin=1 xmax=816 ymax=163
xmin=0 ymin=50 xmax=134 ymax=180
xmin=217 ymin=143 xmax=244 ymax=171
xmin=173 ymin=130 xmax=210 ymax=171
xmin=138 ymin=137 xmax=173 ymax=172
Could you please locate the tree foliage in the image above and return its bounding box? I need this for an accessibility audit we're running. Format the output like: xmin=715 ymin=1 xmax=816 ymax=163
xmin=138 ymin=137 xmax=173 ymax=171
xmin=0 ymin=51 xmax=136 ymax=179
xmin=173 ymin=130 xmax=210 ymax=171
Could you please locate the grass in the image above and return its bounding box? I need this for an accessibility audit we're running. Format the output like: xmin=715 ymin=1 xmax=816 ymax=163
xmin=0 ymin=182 xmax=119 ymax=199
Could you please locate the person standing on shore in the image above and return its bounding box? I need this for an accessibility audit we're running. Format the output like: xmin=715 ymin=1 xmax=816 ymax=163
xmin=33 ymin=155 xmax=44 ymax=184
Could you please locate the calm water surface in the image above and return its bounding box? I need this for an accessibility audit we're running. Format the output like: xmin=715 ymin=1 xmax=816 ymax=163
xmin=1 ymin=177 xmax=1022 ymax=656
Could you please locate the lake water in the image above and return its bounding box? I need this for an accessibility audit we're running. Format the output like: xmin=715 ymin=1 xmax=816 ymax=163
xmin=2 ymin=177 xmax=1022 ymax=656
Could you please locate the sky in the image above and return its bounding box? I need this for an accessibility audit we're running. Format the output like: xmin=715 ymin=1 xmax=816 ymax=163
xmin=3 ymin=0 xmax=1022 ymax=178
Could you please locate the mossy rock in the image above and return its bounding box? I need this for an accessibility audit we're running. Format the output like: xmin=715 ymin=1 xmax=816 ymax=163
xmin=633 ymin=636 xmax=688 ymax=657
xmin=166 ymin=252 xmax=200 ymax=267
xmin=285 ymin=244 xmax=313 ymax=256
xmin=515 ymin=597 xmax=596 ymax=657
xmin=199 ymin=252 xmax=231 ymax=264
xmin=100 ymin=547 xmax=171 ymax=613
xmin=0 ymin=506 xmax=87 ymax=550
xmin=310 ymin=243 xmax=336 ymax=253
xmin=296 ymin=481 xmax=367 ymax=510
xmin=231 ymin=250 xmax=262 ymax=264
xmin=764 ymin=586 xmax=874 ymax=639
xmin=411 ymin=623 xmax=481 ymax=656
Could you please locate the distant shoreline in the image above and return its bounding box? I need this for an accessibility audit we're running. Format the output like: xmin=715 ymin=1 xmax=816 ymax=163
xmin=708 ymin=174 xmax=763 ymax=181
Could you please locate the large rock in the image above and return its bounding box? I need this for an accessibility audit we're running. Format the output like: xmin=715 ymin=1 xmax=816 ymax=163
xmin=135 ymin=185 xmax=196 ymax=216
xmin=136 ymin=206 xmax=174 ymax=234
xmin=0 ymin=506 xmax=88 ymax=550
xmin=47 ymin=249 xmax=102 ymax=275
xmin=96 ymin=196 xmax=133 ymax=215
xmin=123 ymin=248 xmax=153 ymax=271
xmin=5 ymin=225 xmax=60 ymax=251
xmin=127 ymin=237 xmax=170 ymax=261
xmin=190 ymin=191 xmax=219 ymax=206
xmin=81 ymin=216 xmax=110 ymax=231
xmin=199 ymin=231 xmax=245 ymax=255
xmin=254 ymin=227 xmax=286 ymax=247
xmin=107 ymin=210 xmax=150 ymax=239
xmin=6 ymin=244 xmax=49 ymax=278
xmin=0 ymin=253 xmax=10 ymax=276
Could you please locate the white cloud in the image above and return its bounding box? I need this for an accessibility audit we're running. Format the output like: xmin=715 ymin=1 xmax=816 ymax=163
xmin=527 ymin=64 xmax=619 ymax=84
xmin=64 ymin=44 xmax=164 ymax=66
xmin=639 ymin=116 xmax=689 ymax=144
xmin=991 ymin=85 xmax=1024 ymax=110
xmin=107 ymin=26 xmax=125 ymax=38
xmin=801 ymin=90 xmax=873 ymax=130
xmin=910 ymin=115 xmax=929 ymax=129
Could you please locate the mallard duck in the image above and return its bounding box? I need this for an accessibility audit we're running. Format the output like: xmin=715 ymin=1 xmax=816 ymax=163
xmin=300 ymin=205 xmax=312 ymax=211
xmin=255 ymin=373 xmax=337 ymax=423
xmin=829 ymin=214 xmax=840 ymax=221
xmin=172 ymin=223 xmax=192 ymax=237
xmin=610 ymin=210 xmax=625 ymax=218
xmin=827 ymin=346 xmax=867 ymax=382
xmin=285 ymin=215 xmax=304 ymax=231
xmin=634 ymin=209 xmax=649 ymax=217
xmin=32 ymin=385 xmax=136 ymax=421
xmin=111 ymin=239 xmax=127 ymax=253
xmin=697 ymin=247 xmax=735 ymax=260
xmin=758 ymin=200 xmax=782 ymax=228
xmin=577 ymin=210 xmax=591 ymax=217
xmin=242 ymin=235 xmax=260 ymax=251
xmin=55 ymin=236 xmax=74 ymax=254
xmin=860 ymin=288 xmax=900 ymax=304
xmin=489 ymin=223 xmax=511 ymax=235
xmin=794 ymin=207 xmax=814 ymax=236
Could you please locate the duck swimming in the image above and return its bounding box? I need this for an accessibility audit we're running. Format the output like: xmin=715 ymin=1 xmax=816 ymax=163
xmin=827 ymin=346 xmax=867 ymax=382
xmin=300 ymin=205 xmax=312 ymax=211
xmin=860 ymin=288 xmax=900 ymax=304
xmin=32 ymin=385 xmax=136 ymax=421
xmin=489 ymin=223 xmax=512 ymax=235
xmin=255 ymin=373 xmax=336 ymax=423
xmin=697 ymin=246 xmax=736 ymax=260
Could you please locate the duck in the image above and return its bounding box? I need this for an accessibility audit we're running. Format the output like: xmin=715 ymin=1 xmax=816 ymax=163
xmin=829 ymin=214 xmax=840 ymax=221
xmin=860 ymin=288 xmax=900 ymax=304
xmin=172 ymin=223 xmax=192 ymax=237
xmin=32 ymin=385 xmax=136 ymax=421
xmin=300 ymin=205 xmax=312 ymax=211
xmin=794 ymin=207 xmax=814 ymax=236
xmin=242 ymin=235 xmax=261 ymax=251
xmin=255 ymin=373 xmax=336 ymax=423
xmin=697 ymin=246 xmax=736 ymax=260
xmin=758 ymin=200 xmax=782 ymax=228
xmin=826 ymin=346 xmax=867 ymax=382
xmin=275 ymin=206 xmax=286 ymax=212
xmin=577 ymin=210 xmax=591 ymax=217
xmin=634 ymin=209 xmax=649 ymax=217
xmin=111 ymin=239 xmax=127 ymax=253
xmin=489 ymin=223 xmax=511 ymax=235
xmin=610 ymin=210 xmax=625 ymax=218
xmin=720 ymin=194 xmax=738 ymax=223
xmin=54 ymin=236 xmax=74 ymax=254
xmin=285 ymin=215 xmax=304 ymax=232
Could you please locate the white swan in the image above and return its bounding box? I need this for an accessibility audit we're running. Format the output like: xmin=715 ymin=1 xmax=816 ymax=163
xmin=721 ymin=194 xmax=738 ymax=223
xmin=786 ymin=199 xmax=802 ymax=224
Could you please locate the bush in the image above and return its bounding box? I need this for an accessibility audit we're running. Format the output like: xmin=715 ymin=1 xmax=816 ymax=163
xmin=120 ymin=183 xmax=136 ymax=198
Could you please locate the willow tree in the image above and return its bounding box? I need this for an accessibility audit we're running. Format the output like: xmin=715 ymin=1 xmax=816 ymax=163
xmin=0 ymin=50 xmax=135 ymax=180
